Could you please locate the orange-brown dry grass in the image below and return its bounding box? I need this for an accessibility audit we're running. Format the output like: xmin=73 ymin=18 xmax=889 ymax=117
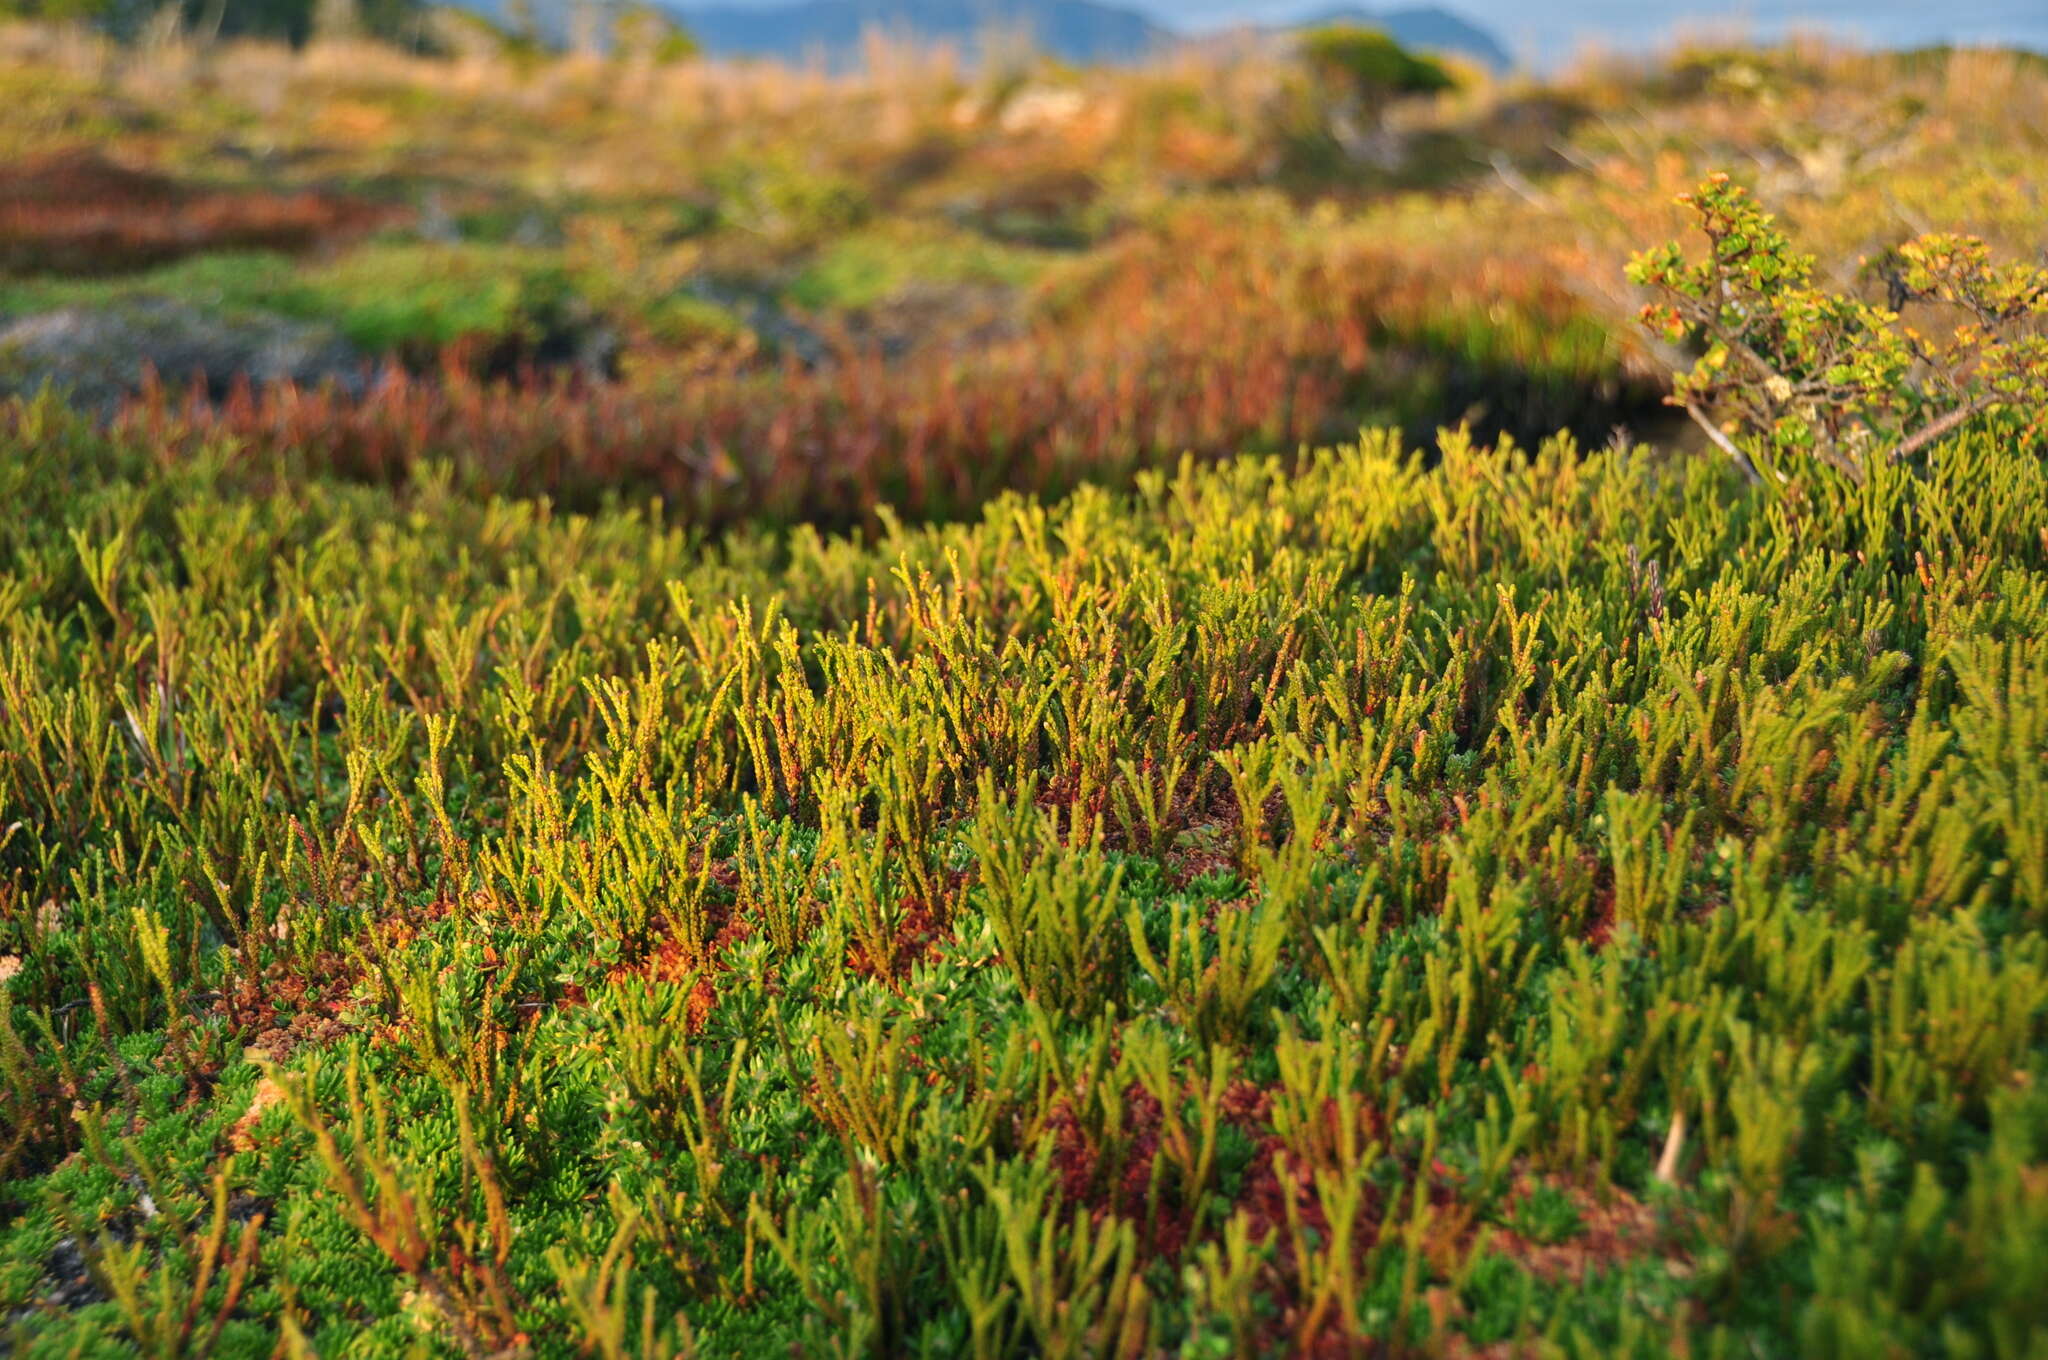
xmin=0 ymin=148 xmax=396 ymax=272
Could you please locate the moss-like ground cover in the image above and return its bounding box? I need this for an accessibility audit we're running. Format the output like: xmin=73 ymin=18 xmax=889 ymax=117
xmin=1 ymin=397 xmax=2044 ymax=1354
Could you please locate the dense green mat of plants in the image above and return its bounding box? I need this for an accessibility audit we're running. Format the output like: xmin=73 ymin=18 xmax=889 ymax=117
xmin=1 ymin=396 xmax=2044 ymax=1356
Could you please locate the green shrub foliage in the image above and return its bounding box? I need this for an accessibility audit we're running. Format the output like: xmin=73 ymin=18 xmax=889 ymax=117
xmin=1298 ymin=24 xmax=1457 ymax=105
xmin=1631 ymin=174 xmax=2048 ymax=485
xmin=0 ymin=0 xmax=428 ymax=46
xmin=0 ymin=365 xmax=2044 ymax=1352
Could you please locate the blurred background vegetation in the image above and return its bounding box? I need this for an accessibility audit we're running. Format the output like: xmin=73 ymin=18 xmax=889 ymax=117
xmin=0 ymin=4 xmax=2039 ymax=495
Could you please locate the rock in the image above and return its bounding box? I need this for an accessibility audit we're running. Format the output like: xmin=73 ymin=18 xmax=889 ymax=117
xmin=855 ymin=279 xmax=1023 ymax=361
xmin=997 ymin=85 xmax=1093 ymax=136
xmin=39 ymin=1238 xmax=103 ymax=1310
xmin=0 ymin=298 xmax=366 ymax=416
xmin=684 ymin=281 xmax=833 ymax=369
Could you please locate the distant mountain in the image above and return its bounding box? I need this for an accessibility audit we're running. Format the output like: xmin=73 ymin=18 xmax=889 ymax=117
xmin=1287 ymin=7 xmax=1510 ymax=69
xmin=671 ymin=0 xmax=1171 ymax=65
xmin=453 ymin=0 xmax=1512 ymax=73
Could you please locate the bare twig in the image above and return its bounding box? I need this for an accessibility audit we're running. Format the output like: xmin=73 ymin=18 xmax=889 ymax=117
xmin=1892 ymin=395 xmax=1997 ymax=461
xmin=1487 ymin=152 xmax=1555 ymax=212
xmin=1655 ymin=1110 xmax=1687 ymax=1186
xmin=1682 ymin=402 xmax=1763 ymax=485
xmin=1482 ymin=153 xmax=1696 ymax=377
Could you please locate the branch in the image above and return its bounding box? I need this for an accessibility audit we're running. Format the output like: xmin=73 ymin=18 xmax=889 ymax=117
xmin=1655 ymin=1110 xmax=1687 ymax=1186
xmin=1892 ymin=395 xmax=1996 ymax=462
xmin=1682 ymin=402 xmax=1763 ymax=486
xmin=1483 ymin=154 xmax=1698 ymax=378
xmin=1487 ymin=152 xmax=1555 ymax=212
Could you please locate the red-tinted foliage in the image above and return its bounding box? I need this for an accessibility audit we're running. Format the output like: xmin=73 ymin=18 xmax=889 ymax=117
xmin=1047 ymin=1083 xmax=1185 ymax=1253
xmin=0 ymin=150 xmax=396 ymax=273
xmin=105 ymin=218 xmax=1648 ymax=527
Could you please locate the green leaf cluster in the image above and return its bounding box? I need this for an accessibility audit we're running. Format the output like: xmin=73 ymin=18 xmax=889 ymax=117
xmin=1629 ymin=173 xmax=2048 ymax=483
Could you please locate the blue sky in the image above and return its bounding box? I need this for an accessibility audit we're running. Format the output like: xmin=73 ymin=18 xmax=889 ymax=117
xmin=687 ymin=1 xmax=2048 ymax=68
xmin=1186 ymin=1 xmax=2048 ymax=64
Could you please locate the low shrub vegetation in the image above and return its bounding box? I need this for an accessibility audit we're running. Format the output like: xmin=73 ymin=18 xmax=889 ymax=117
xmin=0 ymin=14 xmax=2043 ymax=1354
xmin=3 ymin=205 xmax=2046 ymax=1346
